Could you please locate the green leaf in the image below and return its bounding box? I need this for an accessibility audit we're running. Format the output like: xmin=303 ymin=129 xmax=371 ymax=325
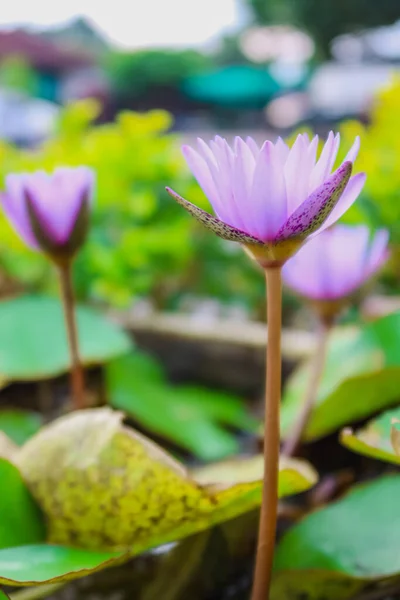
xmin=0 ymin=296 xmax=132 ymax=380
xmin=107 ymin=353 xmax=259 ymax=461
xmin=0 ymin=408 xmax=317 ymax=586
xmin=0 ymin=590 xmax=10 ymax=599
xmin=340 ymin=406 xmax=400 ymax=465
xmin=272 ymin=475 xmax=400 ymax=600
xmin=0 ymin=410 xmax=43 ymax=446
xmin=0 ymin=458 xmax=45 ymax=549
xmin=0 ymin=545 xmax=124 ymax=586
xmin=281 ymin=318 xmax=400 ymax=442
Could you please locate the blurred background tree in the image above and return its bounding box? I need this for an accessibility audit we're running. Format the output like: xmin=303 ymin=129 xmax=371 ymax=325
xmin=246 ymin=0 xmax=400 ymax=55
xmin=0 ymin=55 xmax=38 ymax=96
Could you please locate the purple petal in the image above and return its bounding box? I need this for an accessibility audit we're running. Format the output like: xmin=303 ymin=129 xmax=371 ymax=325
xmin=274 ymin=137 xmax=290 ymax=166
xmin=326 ymin=226 xmax=370 ymax=297
xmin=182 ymin=144 xmax=224 ymax=216
xmin=245 ymin=136 xmax=259 ymax=158
xmin=282 ymin=236 xmax=329 ymax=299
xmin=309 ymin=132 xmax=340 ymax=191
xmin=366 ymin=228 xmax=390 ymax=273
xmin=284 ymin=134 xmax=315 ymax=214
xmin=248 ymin=141 xmax=287 ymax=240
xmin=283 ymin=224 xmax=387 ymax=300
xmin=207 ymin=137 xmax=246 ymax=229
xmin=307 ymin=135 xmax=319 ymax=164
xmin=277 ymin=161 xmax=353 ymax=241
xmin=344 ymin=136 xmax=360 ymax=164
xmin=166 ymin=187 xmax=263 ymax=245
xmin=24 ymin=167 xmax=94 ymax=244
xmin=315 ymin=172 xmax=366 ymax=235
xmin=1 ymin=175 xmax=38 ymax=248
xmin=232 ymin=137 xmax=257 ymax=230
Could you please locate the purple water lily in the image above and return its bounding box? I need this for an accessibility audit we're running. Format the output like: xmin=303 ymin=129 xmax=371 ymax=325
xmin=167 ymin=132 xmax=365 ymax=265
xmin=282 ymin=224 xmax=389 ymax=301
xmin=1 ymin=167 xmax=95 ymax=260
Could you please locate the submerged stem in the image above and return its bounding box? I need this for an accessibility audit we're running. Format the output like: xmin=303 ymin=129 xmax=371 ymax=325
xmin=283 ymin=321 xmax=331 ymax=457
xmin=251 ymin=266 xmax=282 ymax=600
xmin=57 ymin=262 xmax=85 ymax=410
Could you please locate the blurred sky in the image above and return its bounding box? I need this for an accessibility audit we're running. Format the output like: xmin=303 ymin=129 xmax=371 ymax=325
xmin=0 ymin=0 xmax=246 ymax=49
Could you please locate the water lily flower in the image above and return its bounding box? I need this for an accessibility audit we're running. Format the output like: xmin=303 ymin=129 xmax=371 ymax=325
xmin=166 ymin=133 xmax=365 ymax=266
xmin=1 ymin=167 xmax=95 ymax=263
xmin=282 ymin=224 xmax=389 ymax=303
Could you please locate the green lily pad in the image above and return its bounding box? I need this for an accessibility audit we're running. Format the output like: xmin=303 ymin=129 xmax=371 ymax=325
xmin=0 ymin=408 xmax=317 ymax=586
xmin=107 ymin=353 xmax=259 ymax=461
xmin=0 ymin=410 xmax=43 ymax=446
xmin=272 ymin=475 xmax=400 ymax=599
xmin=0 ymin=545 xmax=125 ymax=586
xmin=340 ymin=406 xmax=400 ymax=465
xmin=0 ymin=458 xmax=45 ymax=549
xmin=0 ymin=295 xmax=131 ymax=380
xmin=281 ymin=317 xmax=400 ymax=442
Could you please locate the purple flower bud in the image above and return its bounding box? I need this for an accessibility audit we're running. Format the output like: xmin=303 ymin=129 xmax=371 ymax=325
xmin=167 ymin=133 xmax=365 ymax=266
xmin=282 ymin=225 xmax=389 ymax=302
xmin=1 ymin=167 xmax=95 ymax=263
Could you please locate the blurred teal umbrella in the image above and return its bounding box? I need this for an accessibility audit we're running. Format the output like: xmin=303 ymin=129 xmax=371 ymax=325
xmin=182 ymin=64 xmax=283 ymax=108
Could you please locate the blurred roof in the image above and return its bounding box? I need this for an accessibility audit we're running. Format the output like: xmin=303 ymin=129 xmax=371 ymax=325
xmin=0 ymin=29 xmax=94 ymax=71
xmin=41 ymin=17 xmax=108 ymax=57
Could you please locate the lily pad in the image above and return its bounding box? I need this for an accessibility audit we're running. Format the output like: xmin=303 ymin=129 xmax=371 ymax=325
xmin=0 ymin=546 xmax=125 ymax=587
xmin=16 ymin=408 xmax=317 ymax=550
xmin=0 ymin=408 xmax=317 ymax=586
xmin=192 ymin=455 xmax=316 ymax=499
xmin=340 ymin=406 xmax=400 ymax=465
xmin=0 ymin=410 xmax=43 ymax=446
xmin=281 ymin=317 xmax=400 ymax=442
xmin=272 ymin=475 xmax=400 ymax=599
xmin=0 ymin=458 xmax=45 ymax=549
xmin=107 ymin=353 xmax=259 ymax=461
xmin=0 ymin=296 xmax=131 ymax=380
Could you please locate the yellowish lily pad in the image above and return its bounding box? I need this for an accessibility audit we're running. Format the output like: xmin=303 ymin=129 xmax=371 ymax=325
xmin=16 ymin=408 xmax=317 ymax=552
xmin=340 ymin=406 xmax=400 ymax=465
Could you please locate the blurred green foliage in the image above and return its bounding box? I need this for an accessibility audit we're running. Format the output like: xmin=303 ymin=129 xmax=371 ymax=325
xmin=0 ymin=100 xmax=268 ymax=314
xmin=105 ymin=49 xmax=212 ymax=100
xmin=0 ymin=56 xmax=38 ymax=97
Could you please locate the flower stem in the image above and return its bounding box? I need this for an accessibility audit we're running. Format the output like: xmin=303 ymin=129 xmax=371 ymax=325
xmin=251 ymin=266 xmax=282 ymax=600
xmin=283 ymin=320 xmax=331 ymax=457
xmin=57 ymin=262 xmax=85 ymax=410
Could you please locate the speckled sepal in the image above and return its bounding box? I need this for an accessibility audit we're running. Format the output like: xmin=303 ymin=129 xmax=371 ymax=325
xmin=277 ymin=161 xmax=353 ymax=241
xmin=166 ymin=187 xmax=264 ymax=246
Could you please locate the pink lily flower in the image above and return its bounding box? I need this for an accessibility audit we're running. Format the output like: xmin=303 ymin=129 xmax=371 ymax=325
xmin=167 ymin=132 xmax=365 ymax=266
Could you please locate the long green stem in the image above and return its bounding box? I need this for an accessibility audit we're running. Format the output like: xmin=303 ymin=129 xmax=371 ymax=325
xmin=283 ymin=321 xmax=331 ymax=457
xmin=57 ymin=262 xmax=85 ymax=410
xmin=251 ymin=266 xmax=282 ymax=600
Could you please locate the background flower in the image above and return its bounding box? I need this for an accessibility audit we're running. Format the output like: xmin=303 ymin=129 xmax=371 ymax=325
xmin=282 ymin=224 xmax=389 ymax=301
xmin=1 ymin=167 xmax=95 ymax=257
